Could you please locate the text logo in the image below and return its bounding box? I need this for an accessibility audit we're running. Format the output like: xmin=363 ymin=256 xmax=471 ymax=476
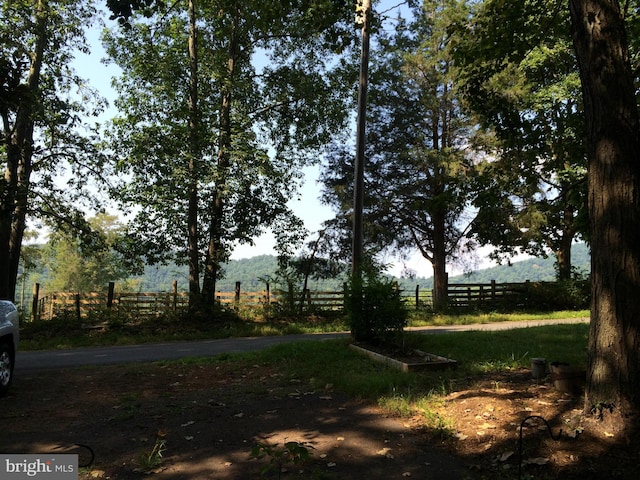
xmin=1 ymin=455 xmax=78 ymax=479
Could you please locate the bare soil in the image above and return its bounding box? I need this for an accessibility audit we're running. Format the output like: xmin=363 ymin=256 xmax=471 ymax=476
xmin=2 ymin=359 xmax=639 ymax=479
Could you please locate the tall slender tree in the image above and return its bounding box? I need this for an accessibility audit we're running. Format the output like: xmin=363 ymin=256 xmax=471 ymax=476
xmin=322 ymin=0 xmax=478 ymax=309
xmin=105 ymin=0 xmax=356 ymax=308
xmin=0 ymin=0 xmax=106 ymax=301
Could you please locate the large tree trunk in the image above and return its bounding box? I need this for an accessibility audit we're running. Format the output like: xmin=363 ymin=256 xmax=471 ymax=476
xmin=187 ymin=0 xmax=201 ymax=307
xmin=569 ymin=0 xmax=640 ymax=424
xmin=431 ymin=211 xmax=449 ymax=310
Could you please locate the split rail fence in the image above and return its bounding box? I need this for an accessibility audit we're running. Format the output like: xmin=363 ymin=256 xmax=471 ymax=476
xmin=29 ymin=280 xmax=536 ymax=322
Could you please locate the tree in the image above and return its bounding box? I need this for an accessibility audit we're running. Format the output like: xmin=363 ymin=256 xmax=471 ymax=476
xmin=322 ymin=0 xmax=478 ymax=309
xmin=455 ymin=0 xmax=588 ymax=281
xmin=0 ymin=0 xmax=107 ymax=301
xmin=569 ymin=0 xmax=640 ymax=427
xmin=105 ymin=0 xmax=356 ymax=308
xmin=43 ymin=214 xmax=134 ymax=292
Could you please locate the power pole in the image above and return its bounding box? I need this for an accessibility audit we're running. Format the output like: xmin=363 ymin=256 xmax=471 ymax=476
xmin=352 ymin=0 xmax=371 ymax=279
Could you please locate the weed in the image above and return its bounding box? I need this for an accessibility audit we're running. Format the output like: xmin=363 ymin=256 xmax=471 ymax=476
xmin=137 ymin=435 xmax=167 ymax=472
xmin=250 ymin=440 xmax=313 ymax=478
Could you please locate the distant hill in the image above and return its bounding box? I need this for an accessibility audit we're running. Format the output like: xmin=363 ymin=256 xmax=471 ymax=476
xmin=448 ymin=242 xmax=590 ymax=285
xmin=137 ymin=243 xmax=591 ymax=292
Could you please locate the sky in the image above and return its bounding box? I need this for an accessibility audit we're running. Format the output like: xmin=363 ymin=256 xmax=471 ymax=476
xmin=70 ymin=1 xmax=467 ymax=280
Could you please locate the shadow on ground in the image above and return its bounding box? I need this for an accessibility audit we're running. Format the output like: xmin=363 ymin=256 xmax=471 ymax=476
xmin=1 ymin=362 xmax=475 ymax=479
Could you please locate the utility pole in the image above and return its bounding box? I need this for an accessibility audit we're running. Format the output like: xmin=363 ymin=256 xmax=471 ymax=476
xmin=352 ymin=0 xmax=371 ymax=279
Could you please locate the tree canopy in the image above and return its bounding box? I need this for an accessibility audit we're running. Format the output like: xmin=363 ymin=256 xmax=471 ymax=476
xmin=103 ymin=0 xmax=358 ymax=307
xmin=322 ymin=0 xmax=480 ymax=308
xmin=454 ymin=0 xmax=588 ymax=280
xmin=1 ymin=0 xmax=108 ymax=301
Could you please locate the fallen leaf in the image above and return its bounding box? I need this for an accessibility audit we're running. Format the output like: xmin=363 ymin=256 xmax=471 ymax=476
xmin=376 ymin=448 xmax=392 ymax=456
xmin=327 ymin=462 xmax=336 ymax=468
xmin=181 ymin=421 xmax=195 ymax=427
xmin=524 ymin=457 xmax=549 ymax=465
xmin=478 ymin=422 xmax=497 ymax=429
xmin=336 ymin=436 xmax=345 ymax=441
xmin=498 ymin=451 xmax=514 ymax=462
xmin=454 ymin=432 xmax=468 ymax=440
xmin=184 ymin=436 xmax=194 ymax=441
xmin=402 ymin=472 xmax=412 ymax=477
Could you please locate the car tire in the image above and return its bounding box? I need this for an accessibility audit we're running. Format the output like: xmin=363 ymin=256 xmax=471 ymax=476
xmin=0 ymin=342 xmax=14 ymax=396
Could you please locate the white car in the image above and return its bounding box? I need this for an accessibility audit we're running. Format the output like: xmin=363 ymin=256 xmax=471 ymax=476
xmin=0 ymin=300 xmax=19 ymax=396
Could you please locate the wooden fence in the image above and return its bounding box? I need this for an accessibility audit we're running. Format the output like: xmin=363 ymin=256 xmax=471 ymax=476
xmin=31 ymin=281 xmax=348 ymax=322
xmin=30 ymin=280 xmax=537 ymax=322
xmin=446 ymin=280 xmax=530 ymax=309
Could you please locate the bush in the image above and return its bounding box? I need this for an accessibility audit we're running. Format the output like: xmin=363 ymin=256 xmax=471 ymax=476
xmin=346 ymin=274 xmax=408 ymax=346
xmin=523 ymin=277 xmax=590 ymax=310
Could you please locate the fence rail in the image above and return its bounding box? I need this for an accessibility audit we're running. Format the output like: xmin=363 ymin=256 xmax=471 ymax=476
xmin=30 ymin=280 xmax=539 ymax=322
xmin=447 ymin=280 xmax=529 ymax=308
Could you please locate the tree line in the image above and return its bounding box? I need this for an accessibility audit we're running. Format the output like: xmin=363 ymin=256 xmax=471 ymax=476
xmin=3 ymin=0 xmax=640 ymax=429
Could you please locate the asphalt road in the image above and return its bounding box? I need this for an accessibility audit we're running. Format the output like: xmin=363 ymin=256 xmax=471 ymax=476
xmin=15 ymin=317 xmax=589 ymax=373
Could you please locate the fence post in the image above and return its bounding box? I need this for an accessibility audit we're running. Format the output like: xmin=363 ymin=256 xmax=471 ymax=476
xmin=265 ymin=282 xmax=271 ymax=315
xmin=415 ymin=285 xmax=420 ymax=309
xmin=31 ymin=283 xmax=40 ymax=322
xmin=75 ymin=293 xmax=81 ymax=322
xmin=304 ymin=288 xmax=311 ymax=306
xmin=343 ymin=282 xmax=348 ymax=313
xmin=172 ymin=280 xmax=178 ymax=312
xmin=491 ymin=279 xmax=496 ymax=302
xmin=235 ymin=281 xmax=241 ymax=306
xmin=107 ymin=282 xmax=115 ymax=309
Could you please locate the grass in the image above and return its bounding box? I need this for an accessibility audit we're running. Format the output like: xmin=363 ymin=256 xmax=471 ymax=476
xmin=404 ymin=323 xmax=589 ymax=372
xmin=161 ymin=323 xmax=589 ymax=438
xmin=408 ymin=309 xmax=589 ymax=326
xmin=18 ymin=308 xmax=588 ymax=351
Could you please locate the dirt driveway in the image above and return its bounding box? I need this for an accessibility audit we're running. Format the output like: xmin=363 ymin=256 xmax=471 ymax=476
xmin=3 ymin=341 xmax=639 ymax=479
xmin=1 ymin=360 xmax=473 ymax=479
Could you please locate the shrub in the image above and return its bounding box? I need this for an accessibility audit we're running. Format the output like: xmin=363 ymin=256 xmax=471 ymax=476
xmin=346 ymin=274 xmax=408 ymax=346
xmin=524 ymin=277 xmax=590 ymax=310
